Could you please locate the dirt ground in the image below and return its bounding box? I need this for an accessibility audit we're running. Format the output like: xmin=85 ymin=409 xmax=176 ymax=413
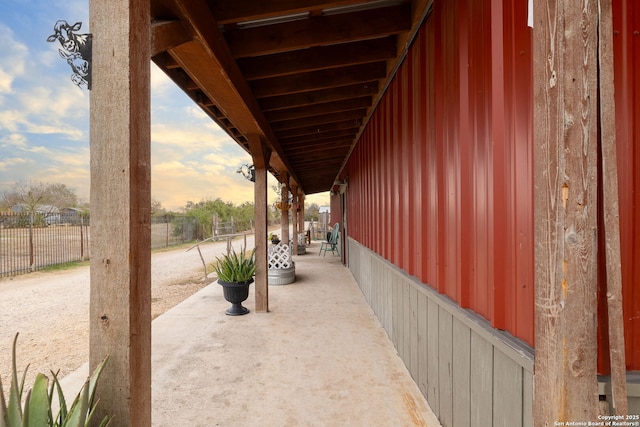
xmin=0 ymin=239 xmax=245 ymax=389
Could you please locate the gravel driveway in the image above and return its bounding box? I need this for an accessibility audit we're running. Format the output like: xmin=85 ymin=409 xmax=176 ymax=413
xmin=0 ymin=235 xmax=255 ymax=388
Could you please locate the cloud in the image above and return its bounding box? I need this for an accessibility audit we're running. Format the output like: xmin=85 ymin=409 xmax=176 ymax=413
xmin=0 ymin=157 xmax=27 ymax=171
xmin=0 ymin=4 xmax=329 ymax=213
xmin=150 ymin=64 xmax=174 ymax=96
xmin=0 ymin=24 xmax=28 ymax=94
xmin=0 ymin=133 xmax=28 ymax=149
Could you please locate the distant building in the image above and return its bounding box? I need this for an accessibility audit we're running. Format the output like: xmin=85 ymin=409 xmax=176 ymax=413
xmin=11 ymin=204 xmax=61 ymax=225
xmin=60 ymin=207 xmax=86 ymax=224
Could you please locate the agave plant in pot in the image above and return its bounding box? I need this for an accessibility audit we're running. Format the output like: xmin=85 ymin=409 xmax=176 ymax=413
xmin=212 ymin=246 xmax=256 ymax=316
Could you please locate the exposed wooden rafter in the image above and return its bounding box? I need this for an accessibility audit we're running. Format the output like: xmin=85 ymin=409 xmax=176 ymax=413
xmin=151 ymin=0 xmax=424 ymax=194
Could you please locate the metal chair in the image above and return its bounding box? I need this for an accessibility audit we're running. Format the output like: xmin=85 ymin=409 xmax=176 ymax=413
xmin=319 ymin=223 xmax=340 ymax=256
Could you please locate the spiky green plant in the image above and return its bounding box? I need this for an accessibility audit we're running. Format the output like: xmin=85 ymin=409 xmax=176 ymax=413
xmin=212 ymin=247 xmax=256 ymax=283
xmin=0 ymin=333 xmax=111 ymax=427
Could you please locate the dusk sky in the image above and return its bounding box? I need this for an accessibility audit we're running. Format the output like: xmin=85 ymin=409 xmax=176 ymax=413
xmin=0 ymin=1 xmax=328 ymax=211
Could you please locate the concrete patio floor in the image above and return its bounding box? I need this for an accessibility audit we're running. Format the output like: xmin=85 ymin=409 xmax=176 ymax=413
xmin=62 ymin=242 xmax=440 ymax=426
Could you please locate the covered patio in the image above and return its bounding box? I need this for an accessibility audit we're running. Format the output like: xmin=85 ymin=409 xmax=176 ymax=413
xmin=62 ymin=247 xmax=439 ymax=426
xmin=87 ymin=0 xmax=639 ymax=426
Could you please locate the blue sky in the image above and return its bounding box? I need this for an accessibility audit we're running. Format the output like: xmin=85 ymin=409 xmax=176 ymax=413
xmin=0 ymin=1 xmax=327 ymax=210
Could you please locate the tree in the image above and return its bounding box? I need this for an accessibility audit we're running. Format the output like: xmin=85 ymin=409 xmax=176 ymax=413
xmin=151 ymin=198 xmax=165 ymax=215
xmin=183 ymin=198 xmax=256 ymax=239
xmin=42 ymin=183 xmax=79 ymax=209
xmin=1 ymin=181 xmax=78 ymax=212
xmin=305 ymin=203 xmax=320 ymax=221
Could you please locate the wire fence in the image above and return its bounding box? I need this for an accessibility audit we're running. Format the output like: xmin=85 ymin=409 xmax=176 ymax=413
xmin=0 ymin=210 xmax=285 ymax=278
xmin=0 ymin=212 xmax=226 ymax=278
xmin=0 ymin=211 xmax=91 ymax=278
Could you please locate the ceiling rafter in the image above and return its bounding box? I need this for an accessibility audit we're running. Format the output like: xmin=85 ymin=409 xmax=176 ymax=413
xmin=275 ymin=119 xmax=363 ymax=139
xmin=237 ymin=37 xmax=397 ymax=80
xmin=250 ymin=62 xmax=387 ymax=98
xmin=265 ymin=98 xmax=372 ymax=122
xmin=151 ymin=0 xmax=425 ymax=194
xmin=210 ymin=0 xmax=374 ymax=25
xmin=279 ymin=128 xmax=360 ymax=145
xmin=259 ymin=82 xmax=379 ymax=111
xmin=271 ymin=109 xmax=367 ymax=132
xmin=224 ymin=3 xmax=411 ymax=58
xmin=167 ymin=0 xmax=303 ymax=189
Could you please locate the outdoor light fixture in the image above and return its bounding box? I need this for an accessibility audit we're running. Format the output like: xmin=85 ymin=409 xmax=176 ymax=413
xmin=236 ymin=164 xmax=255 ymax=182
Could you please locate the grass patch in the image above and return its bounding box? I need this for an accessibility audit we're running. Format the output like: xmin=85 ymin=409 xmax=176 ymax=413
xmin=41 ymin=260 xmax=90 ymax=272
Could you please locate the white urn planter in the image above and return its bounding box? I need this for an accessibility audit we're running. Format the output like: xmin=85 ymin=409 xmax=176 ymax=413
xmin=268 ymin=242 xmax=295 ymax=285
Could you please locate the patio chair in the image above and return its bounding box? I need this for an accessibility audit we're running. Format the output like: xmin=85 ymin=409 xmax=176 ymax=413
xmin=319 ymin=223 xmax=340 ymax=256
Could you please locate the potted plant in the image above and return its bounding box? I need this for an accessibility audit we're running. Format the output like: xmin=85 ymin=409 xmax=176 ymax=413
xmin=268 ymin=232 xmax=280 ymax=245
xmin=212 ymin=247 xmax=256 ymax=316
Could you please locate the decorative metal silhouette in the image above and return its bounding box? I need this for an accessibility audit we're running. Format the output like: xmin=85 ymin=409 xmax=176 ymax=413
xmin=47 ymin=20 xmax=92 ymax=90
xmin=236 ymin=164 xmax=256 ymax=182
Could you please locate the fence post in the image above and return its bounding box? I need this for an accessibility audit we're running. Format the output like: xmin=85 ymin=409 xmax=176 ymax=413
xmin=29 ymin=212 xmax=34 ymax=270
xmin=80 ymin=215 xmax=85 ymax=259
xmin=165 ymin=217 xmax=169 ymax=248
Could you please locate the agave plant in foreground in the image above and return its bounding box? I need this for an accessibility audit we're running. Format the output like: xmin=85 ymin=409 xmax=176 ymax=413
xmin=0 ymin=333 xmax=111 ymax=427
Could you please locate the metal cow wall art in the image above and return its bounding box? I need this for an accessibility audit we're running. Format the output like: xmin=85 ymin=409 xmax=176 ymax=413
xmin=47 ymin=20 xmax=92 ymax=90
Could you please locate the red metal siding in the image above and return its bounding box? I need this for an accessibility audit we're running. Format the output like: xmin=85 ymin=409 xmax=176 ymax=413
xmin=345 ymin=0 xmax=535 ymax=346
xmin=344 ymin=0 xmax=639 ymax=366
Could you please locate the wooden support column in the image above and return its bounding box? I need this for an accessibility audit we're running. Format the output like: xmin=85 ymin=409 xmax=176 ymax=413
xmin=299 ymin=193 xmax=305 ymax=241
xmin=533 ymin=0 xmax=600 ymax=425
xmin=598 ymin=0 xmax=627 ymax=415
xmin=248 ymin=134 xmax=271 ymax=312
xmin=291 ymin=185 xmax=298 ymax=254
xmin=281 ymin=175 xmax=290 ymax=245
xmin=89 ymin=1 xmax=151 ymax=425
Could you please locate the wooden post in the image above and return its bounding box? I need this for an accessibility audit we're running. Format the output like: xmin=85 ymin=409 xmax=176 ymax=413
xmin=533 ymin=0 xmax=599 ymax=425
xmin=89 ymin=1 xmax=151 ymax=426
xmin=248 ymin=134 xmax=270 ymax=312
xmin=281 ymin=175 xmax=290 ymax=246
xmin=598 ymin=0 xmax=628 ymax=415
xmin=299 ymin=193 xmax=306 ymax=244
xmin=291 ymin=185 xmax=298 ymax=254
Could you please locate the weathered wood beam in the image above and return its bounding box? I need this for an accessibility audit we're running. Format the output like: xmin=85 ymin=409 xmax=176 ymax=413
xmin=598 ymin=0 xmax=627 ymax=415
xmin=533 ymin=0 xmax=600 ymax=424
xmin=225 ymin=4 xmax=411 ymax=58
xmin=251 ymin=62 xmax=387 ymax=98
xmin=248 ymin=134 xmax=271 ymax=313
xmin=260 ymin=82 xmax=379 ymax=111
xmin=265 ymin=97 xmax=372 ymax=122
xmin=238 ymin=37 xmax=397 ymax=80
xmin=211 ymin=0 xmax=368 ymax=25
xmin=150 ymin=20 xmax=191 ymax=56
xmin=89 ymin=1 xmax=151 ymax=425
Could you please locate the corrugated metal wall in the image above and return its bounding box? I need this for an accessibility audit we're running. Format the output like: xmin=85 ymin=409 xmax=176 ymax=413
xmin=345 ymin=0 xmax=534 ymax=346
xmin=346 ymin=0 xmax=640 ymax=367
